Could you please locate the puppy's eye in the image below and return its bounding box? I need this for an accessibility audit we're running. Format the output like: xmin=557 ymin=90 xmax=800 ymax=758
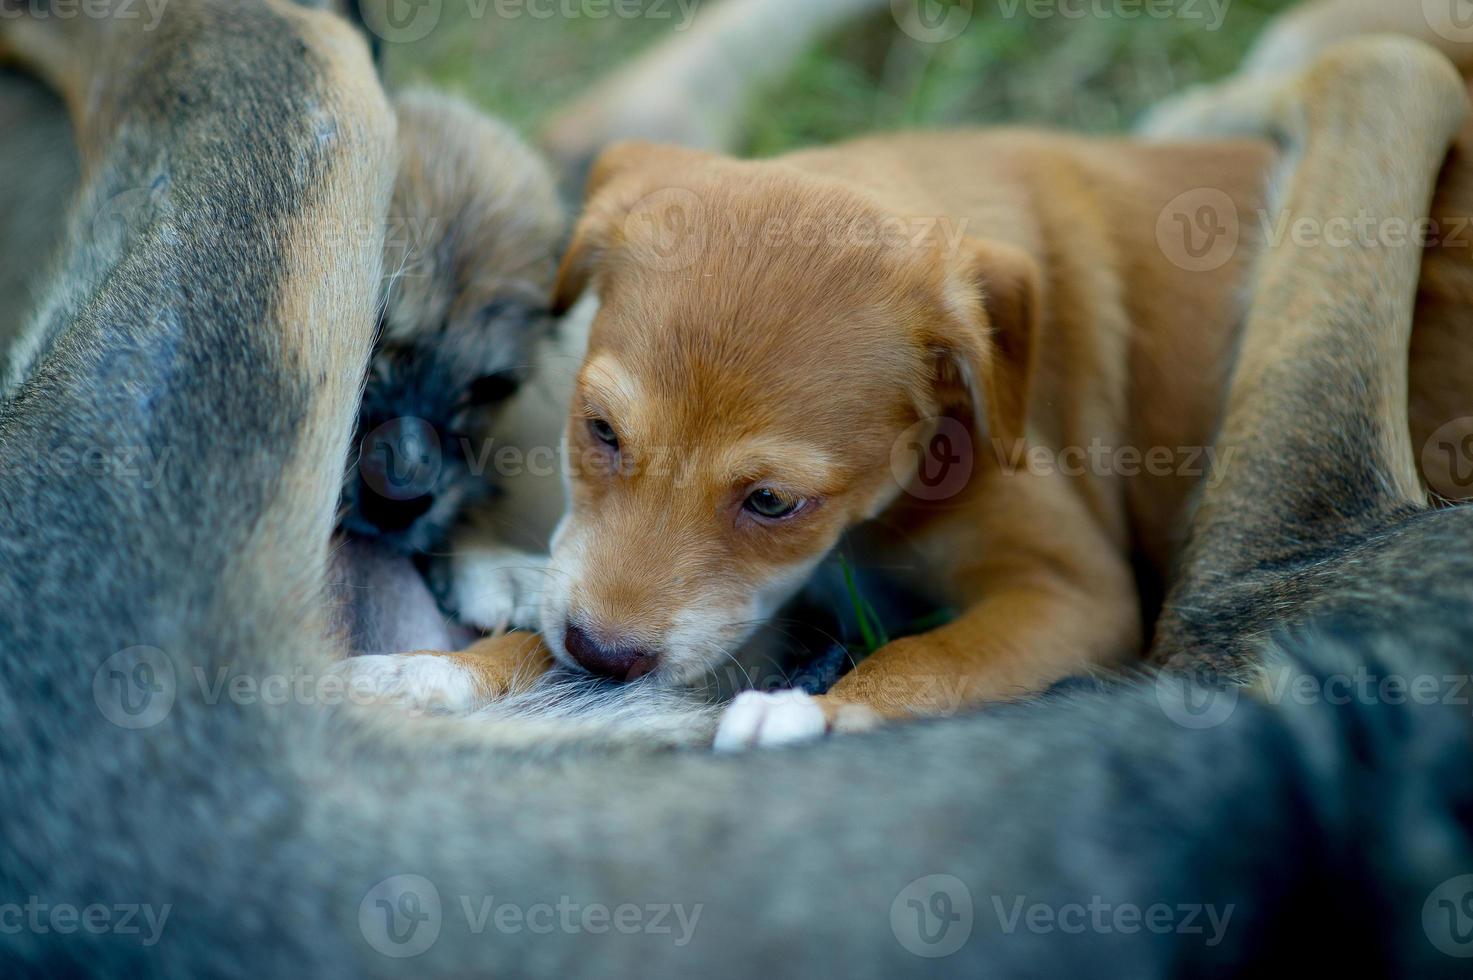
xmin=467 ymin=372 xmax=520 ymax=405
xmin=744 ymin=488 xmax=804 ymax=520
xmin=588 ymin=417 xmax=620 ymax=449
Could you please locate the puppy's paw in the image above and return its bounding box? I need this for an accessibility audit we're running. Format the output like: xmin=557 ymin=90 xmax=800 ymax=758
xmin=713 ymin=691 xmax=881 ymax=752
xmin=335 ymin=653 xmax=485 ymax=714
xmin=444 ymin=549 xmax=547 ymax=633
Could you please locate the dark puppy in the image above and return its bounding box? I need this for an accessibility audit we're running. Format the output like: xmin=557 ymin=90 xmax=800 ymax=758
xmin=328 ymin=90 xmax=563 ymax=656
xmin=342 ymin=89 xmax=561 ymax=556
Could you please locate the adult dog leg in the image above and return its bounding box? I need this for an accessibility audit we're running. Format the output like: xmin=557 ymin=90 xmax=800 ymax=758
xmin=540 ymin=0 xmax=890 ymax=189
xmin=1153 ymin=38 xmax=1469 ymax=667
xmin=0 ymin=0 xmax=394 ymax=676
xmin=1140 ymin=0 xmax=1473 ymax=138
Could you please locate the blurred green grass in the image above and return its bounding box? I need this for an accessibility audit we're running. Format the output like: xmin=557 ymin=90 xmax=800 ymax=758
xmin=385 ymin=0 xmax=1299 ymax=155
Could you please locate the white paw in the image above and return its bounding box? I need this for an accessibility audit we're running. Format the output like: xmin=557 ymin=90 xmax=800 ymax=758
xmin=335 ymin=654 xmax=482 ymax=714
xmin=714 ymin=690 xmax=828 ymax=751
xmin=451 ymin=550 xmax=546 ymax=632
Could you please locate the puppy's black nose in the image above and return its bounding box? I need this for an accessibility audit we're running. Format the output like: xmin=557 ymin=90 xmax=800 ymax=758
xmin=357 ymin=481 xmax=435 ymax=533
xmin=562 ymin=623 xmax=655 ymax=682
xmin=355 ymin=417 xmax=442 ymax=535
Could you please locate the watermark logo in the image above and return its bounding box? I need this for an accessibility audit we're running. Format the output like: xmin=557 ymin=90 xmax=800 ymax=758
xmin=0 ymin=898 xmax=171 ymax=946
xmin=93 ymin=646 xmax=176 ymax=729
xmin=623 ymin=187 xmax=707 ymax=273
xmin=1424 ymin=875 xmax=1473 ymax=958
xmin=891 ymin=417 xmax=975 ymax=501
xmin=1157 ymin=187 xmax=1239 ymax=273
xmin=892 ymin=0 xmax=974 ymax=42
xmin=1154 ymin=664 xmax=1240 ymax=730
xmin=0 ymin=0 xmax=170 ymax=30
xmin=360 ymin=875 xmax=443 ymax=958
xmin=1425 ymin=0 xmax=1473 ymax=43
xmin=993 ymin=895 xmax=1232 ymax=945
xmin=1422 ymin=417 xmax=1473 ymax=501
xmin=891 ymin=874 xmax=974 ymax=958
xmin=992 ymin=0 xmax=1230 ymax=30
xmin=358 ymin=0 xmax=443 ymax=43
xmin=358 ymin=875 xmax=702 ymax=955
xmin=1158 ymin=664 xmax=1473 ymax=730
xmin=0 ymin=444 xmax=174 ymax=490
xmin=91 ymin=177 xmax=169 ymax=253
xmin=358 ymin=417 xmax=442 ymax=502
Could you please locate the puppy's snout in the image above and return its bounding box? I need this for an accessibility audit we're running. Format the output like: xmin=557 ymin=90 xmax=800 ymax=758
xmin=562 ymin=623 xmax=656 ymax=682
xmin=355 ymin=418 xmax=442 ymax=535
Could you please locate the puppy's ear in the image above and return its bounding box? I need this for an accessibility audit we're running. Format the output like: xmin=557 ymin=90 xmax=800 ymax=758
xmin=928 ymin=238 xmax=1041 ymax=446
xmin=552 ymin=141 xmax=717 ymax=315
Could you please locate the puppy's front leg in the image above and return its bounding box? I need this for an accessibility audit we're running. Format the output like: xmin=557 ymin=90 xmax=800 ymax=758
xmin=717 ymin=580 xmax=1138 ymax=749
xmin=719 ymin=481 xmax=1141 ymax=749
xmin=439 ymin=546 xmax=552 ymax=634
xmin=334 ymin=547 xmax=557 ymax=714
xmin=338 ymin=632 xmax=553 ymax=714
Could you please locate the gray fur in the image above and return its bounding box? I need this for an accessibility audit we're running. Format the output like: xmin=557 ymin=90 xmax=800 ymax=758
xmin=1 ymin=7 xmax=1471 ymax=980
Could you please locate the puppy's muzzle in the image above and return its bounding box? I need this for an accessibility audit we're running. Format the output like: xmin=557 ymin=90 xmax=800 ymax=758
xmin=562 ymin=622 xmax=656 ymax=682
xmin=355 ymin=417 xmax=439 ymax=534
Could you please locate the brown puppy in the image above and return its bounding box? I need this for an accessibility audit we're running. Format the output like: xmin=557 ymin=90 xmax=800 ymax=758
xmin=545 ymin=38 xmax=1473 ymax=745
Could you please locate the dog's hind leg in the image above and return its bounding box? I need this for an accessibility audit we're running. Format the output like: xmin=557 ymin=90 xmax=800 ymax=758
xmin=1244 ymin=0 xmax=1473 ymax=77
xmin=539 ymin=0 xmax=890 ymax=191
xmin=1153 ymin=38 xmax=1469 ymax=665
xmin=0 ymin=1 xmax=394 ymax=677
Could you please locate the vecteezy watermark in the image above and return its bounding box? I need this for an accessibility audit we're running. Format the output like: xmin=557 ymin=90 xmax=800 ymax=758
xmin=330 ymin=214 xmax=447 ymax=278
xmin=1154 ymin=663 xmax=1241 ymax=731
xmin=891 ymin=875 xmax=974 ymax=958
xmin=890 ymin=418 xmax=976 ymax=502
xmin=0 ymin=898 xmax=171 ymax=947
xmin=93 ymin=651 xmax=532 ymax=728
xmin=358 ymin=417 xmax=443 ymax=502
xmin=889 ymin=419 xmax=1236 ymax=502
xmin=994 ymin=0 xmax=1229 ymax=29
xmin=1157 ymin=187 xmax=1241 ymax=273
xmin=93 ymin=646 xmax=177 ymax=730
xmin=0 ymin=0 xmax=168 ymax=30
xmin=1422 ymin=417 xmax=1473 ymax=502
xmin=91 ymin=177 xmax=170 ymax=250
xmin=1257 ymin=209 xmax=1455 ymax=251
xmin=352 ymin=422 xmax=1231 ymax=504
xmin=989 ymin=438 xmax=1234 ymax=485
xmin=360 ymin=875 xmax=442 ymax=958
xmin=1157 ymin=662 xmax=1473 ymax=730
xmin=991 ymin=896 xmax=1234 ymax=946
xmin=358 ymin=875 xmax=703 ymax=958
xmin=891 ymin=0 xmax=975 ymax=43
xmin=356 ymin=0 xmax=698 ymax=44
xmin=0 ymin=444 xmax=175 ymax=490
xmin=1159 ymin=192 xmax=1473 ymax=273
xmin=1424 ymin=0 xmax=1473 ymax=44
xmin=1424 ymin=874 xmax=1473 ymax=958
xmin=619 ymin=186 xmax=976 ymax=274
xmin=892 ymin=0 xmax=1231 ymax=42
